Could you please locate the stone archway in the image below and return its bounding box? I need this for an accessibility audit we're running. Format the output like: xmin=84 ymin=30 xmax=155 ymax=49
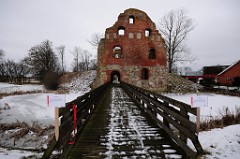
xmin=111 ymin=71 xmax=120 ymax=83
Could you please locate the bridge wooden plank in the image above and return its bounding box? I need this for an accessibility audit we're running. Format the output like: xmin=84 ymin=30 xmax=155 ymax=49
xmin=143 ymin=107 xmax=197 ymax=158
xmin=66 ymin=86 xmax=185 ymax=159
xmin=44 ymin=83 xmax=203 ymax=158
xmin=121 ymin=82 xmax=204 ymax=157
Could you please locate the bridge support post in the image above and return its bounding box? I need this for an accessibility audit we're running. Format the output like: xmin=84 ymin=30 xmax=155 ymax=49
xmin=55 ymin=107 xmax=59 ymax=141
xmin=163 ymin=101 xmax=170 ymax=128
xmin=180 ymin=107 xmax=188 ymax=144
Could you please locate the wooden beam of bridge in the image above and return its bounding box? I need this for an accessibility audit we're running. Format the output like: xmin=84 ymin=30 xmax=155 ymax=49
xmin=67 ymin=86 xmax=185 ymax=159
xmin=42 ymin=83 xmax=203 ymax=159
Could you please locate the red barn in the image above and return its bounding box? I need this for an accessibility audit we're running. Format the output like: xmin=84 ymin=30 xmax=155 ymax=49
xmin=216 ymin=60 xmax=240 ymax=86
xmin=93 ymin=8 xmax=167 ymax=91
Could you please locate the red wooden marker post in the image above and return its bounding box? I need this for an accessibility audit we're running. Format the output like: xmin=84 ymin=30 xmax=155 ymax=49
xmin=47 ymin=94 xmax=66 ymax=141
xmin=69 ymin=104 xmax=77 ymax=145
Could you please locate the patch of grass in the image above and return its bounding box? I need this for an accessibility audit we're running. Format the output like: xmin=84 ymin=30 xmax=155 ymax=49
xmin=0 ymin=120 xmax=54 ymax=139
xmin=13 ymin=128 xmax=29 ymax=139
xmin=58 ymin=72 xmax=81 ymax=85
xmin=0 ymin=89 xmax=69 ymax=98
xmin=200 ymin=106 xmax=240 ymax=131
xmin=0 ymin=90 xmax=44 ymax=97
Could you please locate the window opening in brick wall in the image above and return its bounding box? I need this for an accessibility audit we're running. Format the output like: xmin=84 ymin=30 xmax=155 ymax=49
xmin=129 ymin=15 xmax=135 ymax=24
xmin=118 ymin=26 xmax=125 ymax=36
xmin=113 ymin=46 xmax=122 ymax=58
xmin=141 ymin=68 xmax=149 ymax=80
xmin=149 ymin=48 xmax=156 ymax=59
xmin=145 ymin=28 xmax=151 ymax=37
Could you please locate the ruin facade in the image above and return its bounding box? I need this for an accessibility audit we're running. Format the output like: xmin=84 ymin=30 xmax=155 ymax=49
xmin=93 ymin=8 xmax=167 ymax=91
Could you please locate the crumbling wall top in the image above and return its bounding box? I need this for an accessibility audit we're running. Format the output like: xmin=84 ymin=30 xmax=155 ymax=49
xmin=106 ymin=8 xmax=157 ymax=31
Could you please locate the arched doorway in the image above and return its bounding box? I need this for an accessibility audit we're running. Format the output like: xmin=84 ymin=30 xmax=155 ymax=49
xmin=111 ymin=71 xmax=120 ymax=83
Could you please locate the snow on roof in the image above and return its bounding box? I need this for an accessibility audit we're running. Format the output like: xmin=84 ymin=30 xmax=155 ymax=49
xmin=217 ymin=60 xmax=240 ymax=76
xmin=184 ymin=70 xmax=203 ymax=76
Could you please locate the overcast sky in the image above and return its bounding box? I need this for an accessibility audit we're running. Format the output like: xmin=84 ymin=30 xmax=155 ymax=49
xmin=1 ymin=0 xmax=239 ymax=71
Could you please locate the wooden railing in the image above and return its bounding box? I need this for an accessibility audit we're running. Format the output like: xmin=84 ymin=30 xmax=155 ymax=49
xmin=42 ymin=82 xmax=110 ymax=159
xmin=121 ymin=82 xmax=204 ymax=158
xmin=42 ymin=81 xmax=204 ymax=158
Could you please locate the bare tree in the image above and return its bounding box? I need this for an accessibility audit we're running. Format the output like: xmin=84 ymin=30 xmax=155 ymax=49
xmin=0 ymin=49 xmax=5 ymax=63
xmin=71 ymin=47 xmax=81 ymax=72
xmin=89 ymin=59 xmax=97 ymax=70
xmin=159 ymin=9 xmax=196 ymax=73
xmin=0 ymin=49 xmax=4 ymax=56
xmin=11 ymin=59 xmax=30 ymax=84
xmin=56 ymin=45 xmax=65 ymax=74
xmin=0 ymin=62 xmax=5 ymax=78
xmin=87 ymin=33 xmax=104 ymax=49
xmin=0 ymin=50 xmax=30 ymax=83
xmin=0 ymin=49 xmax=5 ymax=80
xmin=82 ymin=50 xmax=92 ymax=71
xmin=27 ymin=40 xmax=60 ymax=81
xmin=4 ymin=60 xmax=15 ymax=83
xmin=71 ymin=47 xmax=93 ymax=71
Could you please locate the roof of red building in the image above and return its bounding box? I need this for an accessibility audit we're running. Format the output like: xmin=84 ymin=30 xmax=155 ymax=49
xmin=218 ymin=60 xmax=240 ymax=76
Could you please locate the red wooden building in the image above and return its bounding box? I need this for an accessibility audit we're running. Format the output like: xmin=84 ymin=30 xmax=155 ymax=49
xmin=216 ymin=60 xmax=240 ymax=86
xmin=93 ymin=8 xmax=167 ymax=91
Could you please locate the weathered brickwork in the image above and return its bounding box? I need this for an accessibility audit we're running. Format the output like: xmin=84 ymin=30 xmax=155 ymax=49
xmin=93 ymin=8 xmax=167 ymax=91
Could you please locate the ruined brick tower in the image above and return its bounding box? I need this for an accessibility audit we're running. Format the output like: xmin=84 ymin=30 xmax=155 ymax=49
xmin=93 ymin=8 xmax=167 ymax=91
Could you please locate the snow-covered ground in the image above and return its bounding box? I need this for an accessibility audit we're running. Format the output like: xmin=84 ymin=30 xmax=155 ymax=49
xmin=192 ymin=124 xmax=240 ymax=159
xmin=0 ymin=82 xmax=44 ymax=94
xmin=165 ymin=93 xmax=240 ymax=121
xmin=166 ymin=93 xmax=240 ymax=158
xmin=0 ymin=71 xmax=96 ymax=159
xmin=0 ymin=72 xmax=239 ymax=158
xmin=1 ymin=125 xmax=239 ymax=159
xmin=0 ymin=93 xmax=81 ymax=126
xmin=0 ymin=71 xmax=96 ymax=126
xmin=61 ymin=70 xmax=96 ymax=93
xmin=0 ymin=147 xmax=42 ymax=159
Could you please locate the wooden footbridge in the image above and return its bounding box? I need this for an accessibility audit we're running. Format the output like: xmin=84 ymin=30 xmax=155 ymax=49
xmin=42 ymin=83 xmax=203 ymax=159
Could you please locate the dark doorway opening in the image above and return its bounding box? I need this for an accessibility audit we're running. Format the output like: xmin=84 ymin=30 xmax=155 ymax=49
xmin=141 ymin=68 xmax=149 ymax=80
xmin=111 ymin=71 xmax=120 ymax=83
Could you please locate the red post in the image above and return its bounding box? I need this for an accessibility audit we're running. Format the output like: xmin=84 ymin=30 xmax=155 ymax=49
xmin=69 ymin=104 xmax=77 ymax=145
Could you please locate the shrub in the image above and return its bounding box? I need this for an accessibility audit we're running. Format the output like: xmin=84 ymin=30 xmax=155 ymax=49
xmin=200 ymin=106 xmax=240 ymax=131
xmin=43 ymin=71 xmax=59 ymax=90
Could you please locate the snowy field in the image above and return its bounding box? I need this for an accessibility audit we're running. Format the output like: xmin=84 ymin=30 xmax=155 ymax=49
xmin=196 ymin=124 xmax=240 ymax=159
xmin=0 ymin=147 xmax=42 ymax=159
xmin=0 ymin=84 xmax=86 ymax=126
xmin=0 ymin=71 xmax=96 ymax=158
xmin=0 ymin=71 xmax=96 ymax=126
xmin=165 ymin=93 xmax=240 ymax=158
xmin=165 ymin=93 xmax=240 ymax=121
xmin=0 ymin=74 xmax=240 ymax=158
xmin=0 ymin=93 xmax=81 ymax=126
xmin=0 ymin=82 xmax=44 ymax=94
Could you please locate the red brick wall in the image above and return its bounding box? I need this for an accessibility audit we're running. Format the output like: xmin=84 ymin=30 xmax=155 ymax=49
xmin=93 ymin=8 xmax=167 ymax=91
